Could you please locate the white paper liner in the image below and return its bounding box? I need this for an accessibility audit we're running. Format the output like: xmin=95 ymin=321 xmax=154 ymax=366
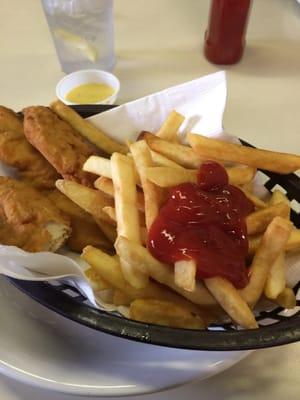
xmin=0 ymin=71 xmax=299 ymax=317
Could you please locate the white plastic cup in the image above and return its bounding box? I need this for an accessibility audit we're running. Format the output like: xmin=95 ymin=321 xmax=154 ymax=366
xmin=56 ymin=69 xmax=120 ymax=105
xmin=41 ymin=0 xmax=115 ymax=73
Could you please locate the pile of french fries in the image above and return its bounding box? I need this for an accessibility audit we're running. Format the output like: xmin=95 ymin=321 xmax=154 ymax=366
xmin=53 ymin=102 xmax=300 ymax=330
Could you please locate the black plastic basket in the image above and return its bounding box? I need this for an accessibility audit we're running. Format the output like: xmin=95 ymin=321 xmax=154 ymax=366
xmin=9 ymin=104 xmax=300 ymax=351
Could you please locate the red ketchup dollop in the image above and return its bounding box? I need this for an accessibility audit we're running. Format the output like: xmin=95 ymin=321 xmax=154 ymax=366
xmin=147 ymin=161 xmax=254 ymax=289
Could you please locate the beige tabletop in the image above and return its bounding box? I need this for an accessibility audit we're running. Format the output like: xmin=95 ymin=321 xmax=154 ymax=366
xmin=0 ymin=0 xmax=299 ymax=399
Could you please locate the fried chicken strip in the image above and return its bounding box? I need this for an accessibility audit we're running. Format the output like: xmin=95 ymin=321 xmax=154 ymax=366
xmin=0 ymin=106 xmax=59 ymax=189
xmin=0 ymin=105 xmax=23 ymax=134
xmin=0 ymin=177 xmax=71 ymax=252
xmin=48 ymin=190 xmax=112 ymax=252
xmin=23 ymin=106 xmax=97 ymax=187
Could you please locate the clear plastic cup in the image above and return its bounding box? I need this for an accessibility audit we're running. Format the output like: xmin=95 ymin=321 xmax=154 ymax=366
xmin=41 ymin=0 xmax=115 ymax=73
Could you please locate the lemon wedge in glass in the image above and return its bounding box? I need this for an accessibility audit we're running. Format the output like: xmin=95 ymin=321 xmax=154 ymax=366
xmin=54 ymin=28 xmax=98 ymax=62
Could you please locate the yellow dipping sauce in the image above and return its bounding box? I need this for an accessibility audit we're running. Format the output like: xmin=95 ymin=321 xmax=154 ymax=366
xmin=65 ymin=83 xmax=115 ymax=104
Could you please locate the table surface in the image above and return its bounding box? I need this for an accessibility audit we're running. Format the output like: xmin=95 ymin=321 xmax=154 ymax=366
xmin=0 ymin=0 xmax=299 ymax=399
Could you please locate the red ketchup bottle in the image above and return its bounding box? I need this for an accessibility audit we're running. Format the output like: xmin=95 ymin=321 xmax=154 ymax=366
xmin=204 ymin=0 xmax=252 ymax=65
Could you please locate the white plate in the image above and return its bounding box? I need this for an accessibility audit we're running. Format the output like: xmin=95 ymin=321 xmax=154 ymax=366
xmin=0 ymin=277 xmax=251 ymax=397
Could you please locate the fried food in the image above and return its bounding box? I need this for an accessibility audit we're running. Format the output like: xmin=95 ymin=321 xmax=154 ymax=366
xmin=205 ymin=276 xmax=258 ymax=329
xmin=130 ymin=140 xmax=161 ymax=230
xmin=174 ymin=259 xmax=196 ymax=292
xmin=187 ymin=133 xmax=300 ymax=174
xmin=51 ymin=100 xmax=127 ymax=155
xmin=111 ymin=153 xmax=149 ymax=288
xmin=0 ymin=177 xmax=71 ymax=252
xmin=0 ymin=106 xmax=59 ymax=189
xmin=47 ymin=190 xmax=112 ymax=252
xmin=142 ymin=132 xmax=204 ymax=168
xmin=114 ymin=236 xmax=216 ymax=307
xmin=67 ymin=217 xmax=112 ymax=253
xmin=145 ymin=165 xmax=255 ymax=188
xmin=264 ymin=252 xmax=285 ymax=300
xmin=0 ymin=101 xmax=298 ymax=331
xmin=248 ymin=229 xmax=300 ymax=255
xmin=246 ymin=202 xmax=290 ymax=235
xmin=55 ymin=179 xmax=114 ymax=224
xmin=0 ymin=105 xmax=23 ymax=134
xmin=241 ymin=217 xmax=292 ymax=307
xmin=129 ymin=298 xmax=205 ymax=329
xmin=23 ymin=106 xmax=97 ymax=187
xmin=156 ymin=110 xmax=184 ymax=142
xmin=82 ymin=245 xmax=211 ymax=318
xmin=275 ymin=287 xmax=297 ymax=309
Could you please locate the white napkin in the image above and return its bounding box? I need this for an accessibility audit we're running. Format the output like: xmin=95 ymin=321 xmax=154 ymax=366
xmin=0 ymin=70 xmax=298 ymax=310
xmin=86 ymin=70 xmax=227 ymax=142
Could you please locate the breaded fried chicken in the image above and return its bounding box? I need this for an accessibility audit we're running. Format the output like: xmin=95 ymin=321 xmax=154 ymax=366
xmin=0 ymin=105 xmax=23 ymax=134
xmin=48 ymin=189 xmax=112 ymax=252
xmin=0 ymin=106 xmax=59 ymax=189
xmin=0 ymin=177 xmax=71 ymax=252
xmin=23 ymin=106 xmax=97 ymax=187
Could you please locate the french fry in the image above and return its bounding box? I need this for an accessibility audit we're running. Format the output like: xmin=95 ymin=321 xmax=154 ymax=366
xmin=269 ymin=190 xmax=290 ymax=205
xmin=146 ymin=166 xmax=196 ymax=187
xmin=67 ymin=217 xmax=112 ymax=253
xmin=205 ymin=276 xmax=258 ymax=329
xmin=94 ymin=176 xmax=114 ymax=195
xmin=248 ymin=234 xmax=261 ymax=256
xmin=156 ymin=110 xmax=185 ymax=142
xmin=241 ymin=181 xmax=254 ymax=194
xmin=84 ymin=267 xmax=112 ymax=291
xmin=100 ymin=213 xmax=147 ymax=245
xmin=111 ymin=153 xmax=148 ymax=288
xmin=82 ymin=246 xmax=211 ymax=317
xmin=150 ymin=150 xmax=185 ymax=169
xmin=264 ymin=252 xmax=286 ymax=299
xmin=249 ymin=229 xmax=300 ymax=256
xmin=226 ymin=166 xmax=257 ymax=186
xmin=187 ymin=133 xmax=300 ymax=174
xmin=285 ymin=229 xmax=300 ymax=252
xmin=100 ymin=205 xmax=147 ymax=243
xmin=51 ymin=100 xmax=127 ymax=155
xmin=83 ymin=156 xmax=112 ymax=178
xmin=241 ymin=217 xmax=292 ymax=307
xmin=130 ymin=140 xmax=161 ymax=229
xmin=103 ymin=206 xmax=146 ymax=228
xmin=246 ymin=202 xmax=290 ymax=235
xmin=275 ymin=287 xmax=297 ymax=309
xmin=47 ymin=189 xmax=112 ymax=252
xmin=240 ymin=188 xmax=267 ymax=209
xmin=113 ymin=289 xmax=133 ymax=306
xmin=142 ymin=132 xmax=203 ymax=168
xmin=145 ymin=165 xmax=256 ymax=188
xmin=119 ymin=257 xmax=148 ymax=289
xmin=82 ymin=245 xmax=129 ymax=288
xmin=94 ymin=218 xmax=117 ymax=243
xmin=129 ymin=299 xmax=205 ymax=329
xmin=55 ymin=179 xmax=114 ymax=224
xmin=102 ymin=206 xmax=117 ymax=223
xmin=174 ymin=259 xmax=196 ymax=292
xmin=84 ymin=155 xmax=141 ymax=185
xmin=111 ymin=153 xmax=141 ymax=242
xmin=94 ymin=176 xmax=145 ymax=212
xmin=269 ymin=190 xmax=291 ymax=219
xmin=114 ymin=236 xmax=217 ymax=307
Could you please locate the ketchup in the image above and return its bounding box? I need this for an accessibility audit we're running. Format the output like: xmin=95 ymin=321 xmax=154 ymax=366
xmin=204 ymin=0 xmax=252 ymax=65
xmin=147 ymin=161 xmax=254 ymax=289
